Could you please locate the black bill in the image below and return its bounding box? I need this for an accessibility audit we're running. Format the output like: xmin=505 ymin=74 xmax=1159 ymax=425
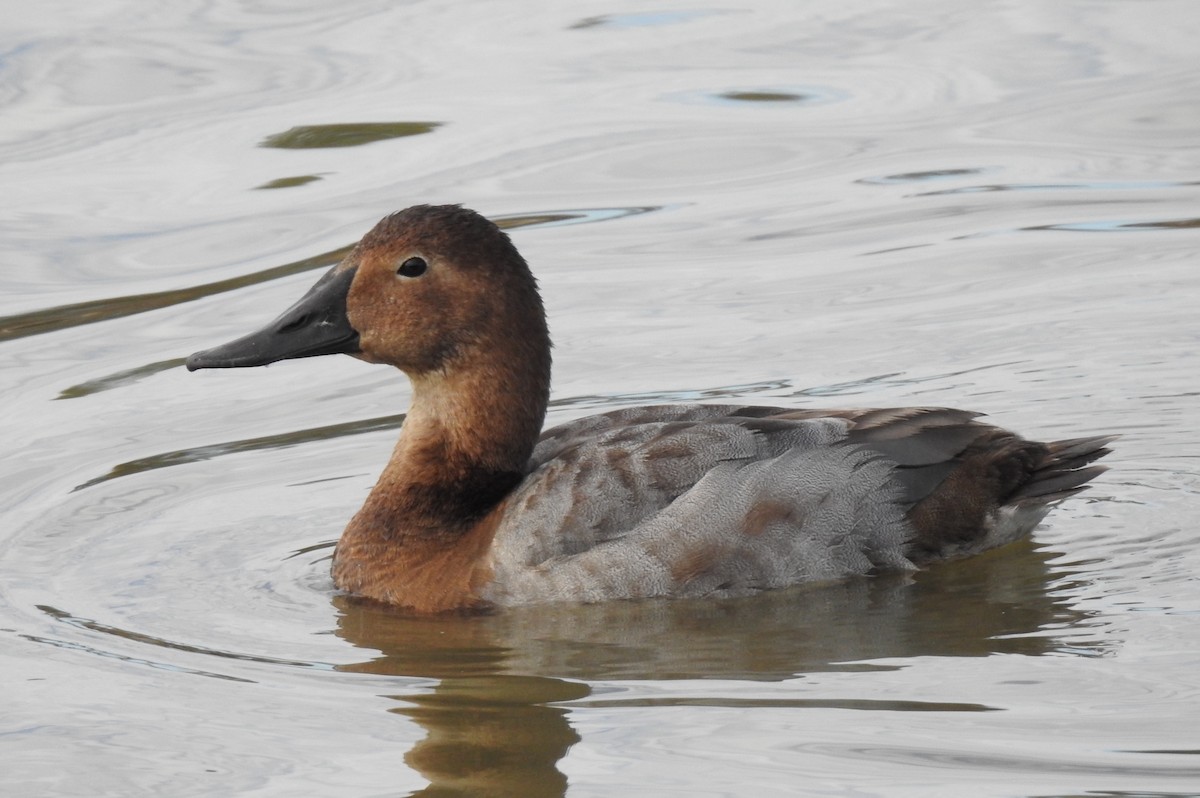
xmin=186 ymin=266 xmax=360 ymax=371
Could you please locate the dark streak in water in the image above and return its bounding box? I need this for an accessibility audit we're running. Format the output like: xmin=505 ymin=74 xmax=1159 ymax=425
xmin=74 ymin=364 xmax=1032 ymax=489
xmin=75 ymin=374 xmax=765 ymax=489
xmin=861 ymin=243 xmax=934 ymax=256
xmin=858 ymin=168 xmax=986 ymax=185
xmin=914 ymin=179 xmax=1197 ymax=197
xmin=570 ymin=11 xmax=712 ymax=29
xmin=718 ymin=90 xmax=811 ymax=103
xmin=0 ymin=245 xmax=352 ymax=343
xmin=1025 ymin=217 xmax=1200 ymax=232
xmin=1123 ymin=217 xmax=1200 ymax=230
xmin=259 ymin=122 xmax=442 ymax=149
xmin=57 ymin=358 xmax=183 ymax=400
xmin=0 ymin=207 xmax=662 ymax=345
xmin=73 ymin=413 xmax=406 ymax=491
xmin=671 ymin=86 xmax=846 ymax=108
xmin=284 ymin=540 xmax=337 ymax=561
xmin=254 ymin=175 xmax=323 ymax=190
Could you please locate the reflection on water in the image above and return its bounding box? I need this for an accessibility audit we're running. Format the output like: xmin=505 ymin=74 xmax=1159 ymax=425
xmin=0 ymin=245 xmax=351 ymax=343
xmin=569 ymin=11 xmax=718 ymax=30
xmin=336 ymin=543 xmax=1097 ymax=682
xmin=73 ymin=413 xmax=405 ymax=490
xmin=328 ymin=544 xmax=1095 ymax=795
xmin=258 ymin=122 xmax=443 ymax=149
xmin=390 ymin=677 xmax=585 ymax=798
xmin=56 ymin=357 xmax=183 ymax=400
xmin=0 ymin=206 xmax=660 ymax=344
xmin=1029 ymin=217 xmax=1200 ymax=233
xmin=667 ymin=85 xmax=850 ymax=107
xmin=253 ymin=174 xmax=323 ymax=190
xmin=857 ymin=168 xmax=990 ymax=185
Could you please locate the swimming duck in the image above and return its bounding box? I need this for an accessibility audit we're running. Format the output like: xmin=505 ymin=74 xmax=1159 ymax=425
xmin=186 ymin=205 xmax=1114 ymax=613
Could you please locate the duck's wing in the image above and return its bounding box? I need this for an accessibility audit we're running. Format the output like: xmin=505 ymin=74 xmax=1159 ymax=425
xmin=527 ymin=404 xmax=993 ymax=514
xmin=495 ymin=405 xmax=854 ymax=566
xmin=489 ymin=404 xmax=911 ymax=603
xmin=487 ymin=404 xmax=1112 ymax=604
xmin=492 ymin=405 xmax=953 ymax=568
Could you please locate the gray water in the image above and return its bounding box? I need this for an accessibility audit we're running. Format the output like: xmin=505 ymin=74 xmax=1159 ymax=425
xmin=2 ymin=2 xmax=1199 ymax=796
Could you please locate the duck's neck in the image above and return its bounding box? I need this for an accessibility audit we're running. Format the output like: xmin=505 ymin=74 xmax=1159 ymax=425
xmin=383 ymin=357 xmax=550 ymax=524
xmin=332 ymin=339 xmax=551 ymax=611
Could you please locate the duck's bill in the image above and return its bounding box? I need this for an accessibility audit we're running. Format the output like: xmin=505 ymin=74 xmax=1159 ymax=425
xmin=186 ymin=266 xmax=361 ymax=371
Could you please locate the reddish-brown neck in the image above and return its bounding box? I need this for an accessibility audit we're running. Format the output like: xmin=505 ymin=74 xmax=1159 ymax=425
xmin=331 ymin=320 xmax=551 ymax=611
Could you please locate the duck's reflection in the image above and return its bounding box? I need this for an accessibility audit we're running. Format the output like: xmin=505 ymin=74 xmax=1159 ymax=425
xmin=386 ymin=677 xmax=584 ymax=798
xmin=333 ymin=541 xmax=1100 ymax=796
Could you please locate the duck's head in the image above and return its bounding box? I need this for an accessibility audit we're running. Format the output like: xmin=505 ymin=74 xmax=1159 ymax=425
xmin=186 ymin=205 xmax=549 ymax=378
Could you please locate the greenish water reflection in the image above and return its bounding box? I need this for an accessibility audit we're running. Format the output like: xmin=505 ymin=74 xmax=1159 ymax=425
xmin=258 ymin=122 xmax=443 ymax=149
xmin=253 ymin=175 xmax=323 ymax=190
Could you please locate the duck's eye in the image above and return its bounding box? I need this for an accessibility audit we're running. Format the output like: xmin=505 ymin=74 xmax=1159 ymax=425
xmin=397 ymin=257 xmax=427 ymax=278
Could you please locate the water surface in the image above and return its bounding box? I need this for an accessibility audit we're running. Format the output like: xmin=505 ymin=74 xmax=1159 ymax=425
xmin=2 ymin=2 xmax=1199 ymax=796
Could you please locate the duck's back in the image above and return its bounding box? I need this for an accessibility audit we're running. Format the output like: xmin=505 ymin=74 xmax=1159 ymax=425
xmin=484 ymin=405 xmax=1113 ymax=605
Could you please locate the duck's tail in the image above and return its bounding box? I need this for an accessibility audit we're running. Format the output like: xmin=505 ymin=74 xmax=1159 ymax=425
xmin=1010 ymin=434 xmax=1118 ymax=506
xmin=902 ymin=427 xmax=1117 ymax=565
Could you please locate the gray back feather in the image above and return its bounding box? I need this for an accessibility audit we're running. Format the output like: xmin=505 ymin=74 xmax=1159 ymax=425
xmin=487 ymin=406 xmax=914 ymax=603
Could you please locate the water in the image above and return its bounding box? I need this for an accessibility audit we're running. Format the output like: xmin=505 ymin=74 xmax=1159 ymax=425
xmin=3 ymin=1 xmax=1199 ymax=795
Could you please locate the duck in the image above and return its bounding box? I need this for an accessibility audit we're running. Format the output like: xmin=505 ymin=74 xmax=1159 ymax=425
xmin=186 ymin=204 xmax=1115 ymax=613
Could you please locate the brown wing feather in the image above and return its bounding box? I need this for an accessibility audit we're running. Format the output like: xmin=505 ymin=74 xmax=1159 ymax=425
xmin=794 ymin=409 xmax=1113 ymax=564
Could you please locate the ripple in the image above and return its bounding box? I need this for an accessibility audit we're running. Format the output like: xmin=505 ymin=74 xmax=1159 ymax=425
xmin=552 ymin=379 xmax=794 ymax=412
xmin=16 ymin=631 xmax=254 ymax=683
xmin=831 ymin=743 xmax=1200 ymax=780
xmin=494 ymin=205 xmax=666 ymax=231
xmin=36 ymin=604 xmax=337 ymax=671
